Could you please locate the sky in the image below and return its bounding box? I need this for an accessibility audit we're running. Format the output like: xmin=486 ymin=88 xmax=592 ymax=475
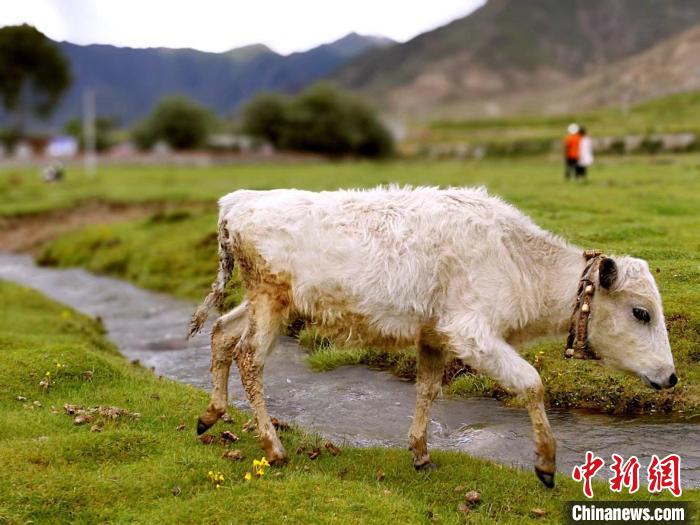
xmin=0 ymin=0 xmax=486 ymax=55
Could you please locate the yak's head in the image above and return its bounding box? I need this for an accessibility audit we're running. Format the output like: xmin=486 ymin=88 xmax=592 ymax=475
xmin=586 ymin=256 xmax=677 ymax=390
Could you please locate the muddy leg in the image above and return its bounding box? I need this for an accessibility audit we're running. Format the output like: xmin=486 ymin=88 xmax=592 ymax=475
xmin=453 ymin=334 xmax=556 ymax=488
xmin=234 ymin=297 xmax=287 ymax=465
xmin=197 ymin=301 xmax=249 ymax=434
xmin=408 ymin=343 xmax=446 ymax=470
xmin=526 ymin=385 xmax=556 ymax=488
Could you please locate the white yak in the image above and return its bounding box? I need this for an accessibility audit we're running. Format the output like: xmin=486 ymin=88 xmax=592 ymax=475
xmin=189 ymin=186 xmax=677 ymax=487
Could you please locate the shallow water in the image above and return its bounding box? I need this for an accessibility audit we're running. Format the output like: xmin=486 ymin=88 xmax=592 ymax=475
xmin=1 ymin=252 xmax=698 ymax=486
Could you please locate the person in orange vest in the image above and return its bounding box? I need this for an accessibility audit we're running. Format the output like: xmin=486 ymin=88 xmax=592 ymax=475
xmin=563 ymin=123 xmax=580 ymax=179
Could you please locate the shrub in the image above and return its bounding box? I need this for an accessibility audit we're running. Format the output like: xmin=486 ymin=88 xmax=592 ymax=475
xmin=64 ymin=117 xmax=118 ymax=152
xmin=241 ymin=93 xmax=288 ymax=148
xmin=131 ymin=95 xmax=215 ymax=151
xmin=241 ymin=84 xmax=394 ymax=158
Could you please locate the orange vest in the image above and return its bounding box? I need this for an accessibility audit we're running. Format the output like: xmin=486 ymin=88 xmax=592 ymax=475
xmin=565 ymin=134 xmax=581 ymax=159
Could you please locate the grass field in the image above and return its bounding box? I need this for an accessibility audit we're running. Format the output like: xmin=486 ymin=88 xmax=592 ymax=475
xmin=1 ymin=281 xmax=696 ymax=524
xmin=422 ymin=90 xmax=700 ymax=149
xmin=4 ymin=156 xmax=695 ymax=415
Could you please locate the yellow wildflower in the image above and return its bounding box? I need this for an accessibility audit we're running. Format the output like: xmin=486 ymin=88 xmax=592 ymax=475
xmin=244 ymin=472 xmax=252 ymax=481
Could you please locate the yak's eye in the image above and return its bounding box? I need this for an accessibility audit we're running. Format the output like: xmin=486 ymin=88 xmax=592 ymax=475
xmin=632 ymin=307 xmax=651 ymax=324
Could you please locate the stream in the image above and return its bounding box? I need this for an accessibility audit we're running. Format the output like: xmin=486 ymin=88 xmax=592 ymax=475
xmin=1 ymin=252 xmax=698 ymax=486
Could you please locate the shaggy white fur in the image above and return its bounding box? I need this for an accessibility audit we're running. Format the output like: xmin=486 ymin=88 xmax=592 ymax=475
xmin=218 ymin=185 xmax=675 ymax=391
xmin=194 ymin=185 xmax=676 ymax=483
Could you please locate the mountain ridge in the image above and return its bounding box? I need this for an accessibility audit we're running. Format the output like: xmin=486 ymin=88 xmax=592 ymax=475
xmin=32 ymin=32 xmax=395 ymax=127
xmin=332 ymin=0 xmax=700 ymax=117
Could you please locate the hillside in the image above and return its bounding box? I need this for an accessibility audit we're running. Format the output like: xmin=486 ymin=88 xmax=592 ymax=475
xmin=333 ymin=0 xmax=700 ymax=116
xmin=39 ymin=32 xmax=394 ymax=127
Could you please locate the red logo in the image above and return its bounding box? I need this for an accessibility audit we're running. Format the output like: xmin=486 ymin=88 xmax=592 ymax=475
xmin=572 ymin=452 xmax=682 ymax=498
xmin=572 ymin=451 xmax=606 ymax=498
xmin=609 ymin=454 xmax=641 ymax=494
xmin=648 ymin=454 xmax=682 ymax=497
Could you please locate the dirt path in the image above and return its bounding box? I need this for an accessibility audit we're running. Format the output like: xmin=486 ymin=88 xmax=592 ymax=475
xmin=0 ymin=201 xmax=207 ymax=253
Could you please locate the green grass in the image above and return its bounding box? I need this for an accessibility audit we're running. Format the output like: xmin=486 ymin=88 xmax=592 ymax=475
xmin=5 ymin=281 xmax=695 ymax=524
xmin=424 ymin=89 xmax=700 ymax=148
xmin=20 ymin=156 xmax=700 ymax=415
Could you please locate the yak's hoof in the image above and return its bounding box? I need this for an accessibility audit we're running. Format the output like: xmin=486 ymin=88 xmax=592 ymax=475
xmin=414 ymin=460 xmax=437 ymax=472
xmin=535 ymin=466 xmax=555 ymax=488
xmin=196 ymin=417 xmax=212 ymax=435
xmin=269 ymin=455 xmax=289 ymax=467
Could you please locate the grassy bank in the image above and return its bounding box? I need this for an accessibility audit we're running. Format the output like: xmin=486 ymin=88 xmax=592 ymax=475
xmin=423 ymin=90 xmax=700 ymax=148
xmin=5 ymin=281 xmax=693 ymax=523
xmin=25 ymin=157 xmax=700 ymax=415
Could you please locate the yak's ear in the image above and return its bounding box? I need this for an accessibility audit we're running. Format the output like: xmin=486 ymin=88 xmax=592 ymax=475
xmin=599 ymin=257 xmax=618 ymax=290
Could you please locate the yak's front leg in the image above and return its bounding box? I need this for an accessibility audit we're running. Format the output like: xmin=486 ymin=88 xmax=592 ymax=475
xmin=453 ymin=333 xmax=557 ymax=488
xmin=234 ymin=296 xmax=287 ymax=465
xmin=526 ymin=384 xmax=556 ymax=488
xmin=408 ymin=341 xmax=446 ymax=470
xmin=197 ymin=301 xmax=249 ymax=434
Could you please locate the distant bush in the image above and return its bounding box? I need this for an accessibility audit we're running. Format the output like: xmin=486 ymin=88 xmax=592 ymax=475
xmin=242 ymin=84 xmax=394 ymax=158
xmin=132 ymin=95 xmax=215 ymax=151
xmin=64 ymin=117 xmax=118 ymax=152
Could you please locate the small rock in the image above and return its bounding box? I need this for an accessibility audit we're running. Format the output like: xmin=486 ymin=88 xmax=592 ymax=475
xmin=324 ymin=441 xmax=341 ymax=456
xmin=64 ymin=403 xmax=82 ymax=415
xmin=159 ymin=415 xmax=166 ymax=421
xmin=531 ymin=508 xmax=547 ymax=517
xmin=33 ymin=400 xmax=42 ymax=407
xmin=376 ymin=469 xmax=385 ymax=481
xmin=176 ymin=422 xmax=186 ymax=431
xmin=199 ymin=434 xmax=216 ymax=445
xmin=453 ymin=485 xmax=465 ymax=492
xmin=464 ymin=490 xmax=481 ymax=505
xmin=171 ymin=486 xmax=181 ymax=497
xmin=308 ymin=448 xmax=321 ymax=460
xmin=16 ymin=396 xmax=27 ymax=402
xmin=37 ymin=436 xmax=49 ymax=442
xmin=99 ymin=406 xmax=126 ymax=419
xmin=220 ymin=431 xmax=239 ymax=443
xmin=82 ymin=371 xmax=93 ymax=381
xmin=90 ymin=424 xmax=102 ymax=433
xmin=457 ymin=503 xmax=471 ymax=515
xmin=74 ymin=414 xmax=93 ymax=425
xmin=222 ymin=449 xmax=244 ymax=461
xmin=221 ymin=412 xmax=233 ymax=423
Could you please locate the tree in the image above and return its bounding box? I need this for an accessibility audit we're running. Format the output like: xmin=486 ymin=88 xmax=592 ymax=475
xmin=64 ymin=117 xmax=118 ymax=152
xmin=0 ymin=25 xmax=71 ymax=136
xmin=131 ymin=95 xmax=215 ymax=150
xmin=241 ymin=84 xmax=394 ymax=158
xmin=240 ymin=93 xmax=288 ymax=148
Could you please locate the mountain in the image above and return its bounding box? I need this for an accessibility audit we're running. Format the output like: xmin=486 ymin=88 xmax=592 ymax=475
xmin=332 ymin=0 xmax=700 ymax=116
xmin=527 ymin=22 xmax=700 ymax=115
xmin=40 ymin=33 xmax=394 ymax=127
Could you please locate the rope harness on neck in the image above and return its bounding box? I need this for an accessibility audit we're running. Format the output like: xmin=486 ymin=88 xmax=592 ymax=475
xmin=564 ymin=249 xmax=604 ymax=360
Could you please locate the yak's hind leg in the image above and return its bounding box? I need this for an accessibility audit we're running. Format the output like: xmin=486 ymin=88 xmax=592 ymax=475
xmin=408 ymin=333 xmax=447 ymax=470
xmin=197 ymin=301 xmax=250 ymax=434
xmin=234 ymin=295 xmax=288 ymax=465
xmin=449 ymin=327 xmax=556 ymax=488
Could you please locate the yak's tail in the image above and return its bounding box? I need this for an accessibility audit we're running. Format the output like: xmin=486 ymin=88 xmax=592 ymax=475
xmin=187 ymin=220 xmax=234 ymax=339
